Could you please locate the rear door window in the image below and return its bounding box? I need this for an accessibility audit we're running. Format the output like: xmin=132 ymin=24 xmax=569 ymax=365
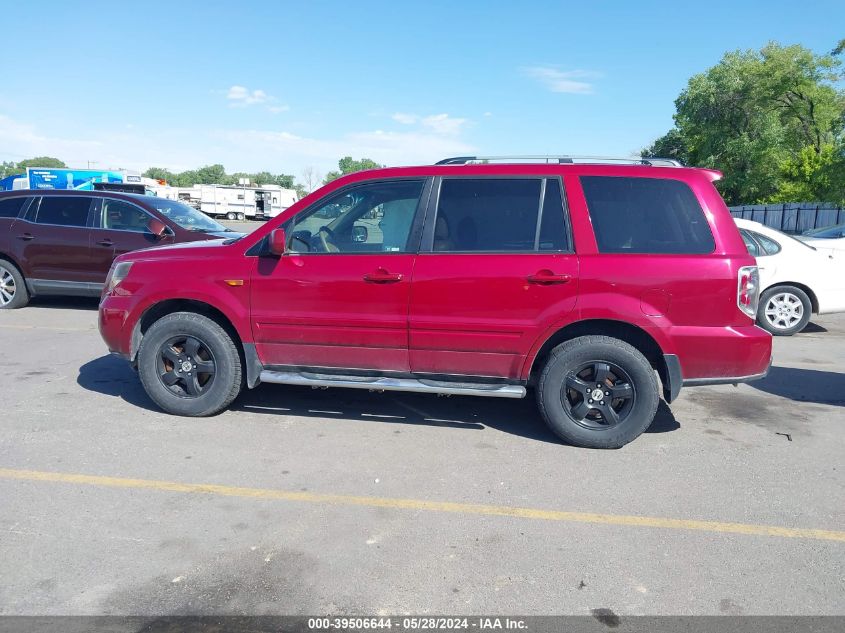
xmin=433 ymin=178 xmax=571 ymax=252
xmin=740 ymin=230 xmax=761 ymax=257
xmin=34 ymin=196 xmax=93 ymax=227
xmin=538 ymin=179 xmax=570 ymax=251
xmin=580 ymin=176 xmax=715 ymax=254
xmin=0 ymin=197 xmax=28 ymax=219
xmin=749 ymin=231 xmax=781 ymax=256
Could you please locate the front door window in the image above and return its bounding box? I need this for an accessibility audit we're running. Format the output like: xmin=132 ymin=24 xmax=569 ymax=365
xmin=286 ymin=180 xmax=425 ymax=254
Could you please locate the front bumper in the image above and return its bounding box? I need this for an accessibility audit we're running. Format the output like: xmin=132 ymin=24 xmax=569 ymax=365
xmin=98 ymin=296 xmax=133 ymax=359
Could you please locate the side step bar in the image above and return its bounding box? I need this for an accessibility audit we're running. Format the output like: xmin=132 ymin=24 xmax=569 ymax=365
xmin=259 ymin=370 xmax=527 ymax=399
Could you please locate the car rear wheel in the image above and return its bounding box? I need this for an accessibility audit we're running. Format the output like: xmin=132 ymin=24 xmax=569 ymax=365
xmin=0 ymin=259 xmax=29 ymax=309
xmin=237 ymin=212 xmax=245 ymax=221
xmin=536 ymin=335 xmax=659 ymax=449
xmin=138 ymin=312 xmax=243 ymax=416
xmin=757 ymin=285 xmax=811 ymax=336
xmin=226 ymin=212 xmax=236 ymax=220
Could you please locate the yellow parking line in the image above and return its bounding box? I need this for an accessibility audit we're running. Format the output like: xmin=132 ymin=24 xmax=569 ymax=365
xmin=1 ymin=467 xmax=843 ymax=543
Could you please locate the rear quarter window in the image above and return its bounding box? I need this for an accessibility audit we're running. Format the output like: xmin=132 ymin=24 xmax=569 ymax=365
xmin=0 ymin=197 xmax=27 ymax=219
xmin=580 ymin=176 xmax=715 ymax=254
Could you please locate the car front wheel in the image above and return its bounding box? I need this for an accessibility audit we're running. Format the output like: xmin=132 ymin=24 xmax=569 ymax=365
xmin=536 ymin=335 xmax=659 ymax=449
xmin=137 ymin=312 xmax=243 ymax=416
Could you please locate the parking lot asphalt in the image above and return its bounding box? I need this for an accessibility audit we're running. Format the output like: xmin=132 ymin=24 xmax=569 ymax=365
xmin=0 ymin=225 xmax=843 ymax=616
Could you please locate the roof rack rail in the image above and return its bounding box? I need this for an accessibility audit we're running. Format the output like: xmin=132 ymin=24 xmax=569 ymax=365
xmin=435 ymin=155 xmax=684 ymax=167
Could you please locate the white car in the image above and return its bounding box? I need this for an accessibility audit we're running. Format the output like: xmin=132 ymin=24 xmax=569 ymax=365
xmin=799 ymin=222 xmax=845 ymax=251
xmin=734 ymin=218 xmax=845 ymax=335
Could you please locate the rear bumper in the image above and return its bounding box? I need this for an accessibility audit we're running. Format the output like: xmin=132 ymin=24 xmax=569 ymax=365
xmin=662 ymin=324 xmax=772 ymax=401
xmin=682 ymin=360 xmax=771 ymax=387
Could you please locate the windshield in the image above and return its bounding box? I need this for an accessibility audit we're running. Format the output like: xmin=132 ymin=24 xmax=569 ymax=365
xmin=146 ymin=199 xmax=231 ymax=233
xmin=804 ymin=222 xmax=845 ymax=238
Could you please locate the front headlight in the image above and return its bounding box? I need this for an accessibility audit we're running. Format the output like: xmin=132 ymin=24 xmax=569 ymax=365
xmin=106 ymin=261 xmax=133 ymax=294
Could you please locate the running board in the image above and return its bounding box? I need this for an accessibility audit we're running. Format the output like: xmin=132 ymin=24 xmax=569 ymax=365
xmin=258 ymin=370 xmax=526 ymax=399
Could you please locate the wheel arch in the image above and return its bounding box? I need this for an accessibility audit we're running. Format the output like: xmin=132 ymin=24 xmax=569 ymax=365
xmin=131 ymin=298 xmax=262 ymax=388
xmin=0 ymin=251 xmax=25 ymax=276
xmin=761 ymin=282 xmax=819 ymax=314
xmin=525 ymin=319 xmax=672 ymax=399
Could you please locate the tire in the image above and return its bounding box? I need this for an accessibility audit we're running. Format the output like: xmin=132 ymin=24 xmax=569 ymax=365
xmin=536 ymin=335 xmax=659 ymax=449
xmin=0 ymin=258 xmax=29 ymax=309
xmin=237 ymin=213 xmax=245 ymax=221
xmin=137 ymin=312 xmax=243 ymax=416
xmin=226 ymin=212 xmax=236 ymax=220
xmin=757 ymin=285 xmax=812 ymax=336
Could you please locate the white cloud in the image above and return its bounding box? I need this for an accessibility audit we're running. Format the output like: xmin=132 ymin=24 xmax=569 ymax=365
xmin=226 ymin=85 xmax=270 ymax=106
xmin=390 ymin=112 xmax=469 ymax=136
xmin=0 ymin=111 xmax=475 ymax=177
xmin=391 ymin=112 xmax=418 ymax=125
xmin=219 ymin=127 xmax=474 ymax=169
xmin=420 ymin=113 xmax=468 ymax=136
xmin=267 ymin=105 xmax=290 ymax=114
xmin=522 ymin=66 xmax=600 ymax=94
xmin=0 ymin=113 xmax=104 ymax=160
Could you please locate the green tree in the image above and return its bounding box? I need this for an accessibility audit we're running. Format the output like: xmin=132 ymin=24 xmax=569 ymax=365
xmin=1 ymin=157 xmax=67 ymax=180
xmin=142 ymin=167 xmax=178 ymax=184
xmin=0 ymin=161 xmax=17 ymax=178
xmin=17 ymin=156 xmax=67 ymax=171
xmin=194 ymin=164 xmax=228 ymax=185
xmin=324 ymin=156 xmax=384 ymax=184
xmin=645 ymin=42 xmax=845 ymax=205
xmin=273 ymin=173 xmax=296 ymax=189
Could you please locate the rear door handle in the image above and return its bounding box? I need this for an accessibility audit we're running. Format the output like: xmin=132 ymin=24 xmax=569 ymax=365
xmin=527 ymin=270 xmax=572 ymax=285
xmin=363 ymin=268 xmax=403 ymax=283
xmin=16 ymin=233 xmax=34 ymax=241
xmin=96 ymin=239 xmax=114 ymax=247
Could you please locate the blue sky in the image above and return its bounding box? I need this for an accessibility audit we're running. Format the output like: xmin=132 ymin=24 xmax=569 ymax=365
xmin=0 ymin=0 xmax=842 ymax=180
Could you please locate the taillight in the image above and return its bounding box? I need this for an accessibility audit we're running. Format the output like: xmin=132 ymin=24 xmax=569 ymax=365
xmin=737 ymin=266 xmax=760 ymax=318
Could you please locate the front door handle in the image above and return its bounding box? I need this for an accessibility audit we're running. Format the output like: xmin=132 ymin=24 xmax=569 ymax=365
xmin=363 ymin=268 xmax=403 ymax=283
xmin=527 ymin=270 xmax=572 ymax=285
xmin=96 ymin=239 xmax=114 ymax=247
xmin=16 ymin=233 xmax=34 ymax=241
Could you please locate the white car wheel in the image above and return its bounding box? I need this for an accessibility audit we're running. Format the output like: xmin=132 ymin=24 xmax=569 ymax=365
xmin=758 ymin=286 xmax=812 ymax=336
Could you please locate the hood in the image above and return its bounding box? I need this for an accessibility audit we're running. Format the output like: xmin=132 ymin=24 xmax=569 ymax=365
xmin=205 ymin=230 xmax=245 ymax=240
xmin=116 ymin=237 xmax=237 ymax=263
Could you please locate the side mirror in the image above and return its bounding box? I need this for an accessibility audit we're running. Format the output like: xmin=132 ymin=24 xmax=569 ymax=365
xmin=352 ymin=225 xmax=368 ymax=243
xmin=268 ymin=228 xmax=287 ymax=256
xmin=147 ymin=218 xmax=168 ymax=239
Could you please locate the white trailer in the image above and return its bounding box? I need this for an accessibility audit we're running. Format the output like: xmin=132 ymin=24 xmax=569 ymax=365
xmin=171 ymin=184 xmax=298 ymax=220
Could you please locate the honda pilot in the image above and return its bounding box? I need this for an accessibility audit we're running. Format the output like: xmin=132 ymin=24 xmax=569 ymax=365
xmin=98 ymin=157 xmax=772 ymax=448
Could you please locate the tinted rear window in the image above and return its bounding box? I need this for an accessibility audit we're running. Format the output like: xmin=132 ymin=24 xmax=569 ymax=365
xmin=435 ymin=178 xmax=541 ymax=252
xmin=35 ymin=197 xmax=92 ymax=227
xmin=0 ymin=197 xmax=27 ymax=219
xmin=580 ymin=176 xmax=715 ymax=254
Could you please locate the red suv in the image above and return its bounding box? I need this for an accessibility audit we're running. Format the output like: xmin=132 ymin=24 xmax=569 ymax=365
xmin=0 ymin=190 xmax=240 ymax=309
xmin=98 ymin=157 xmax=772 ymax=448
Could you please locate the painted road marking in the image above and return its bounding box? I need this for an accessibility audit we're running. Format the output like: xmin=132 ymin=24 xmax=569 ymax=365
xmin=1 ymin=468 xmax=843 ymax=543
